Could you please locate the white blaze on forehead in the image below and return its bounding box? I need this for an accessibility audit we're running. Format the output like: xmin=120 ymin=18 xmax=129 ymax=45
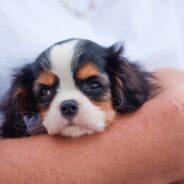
xmin=49 ymin=40 xmax=78 ymax=89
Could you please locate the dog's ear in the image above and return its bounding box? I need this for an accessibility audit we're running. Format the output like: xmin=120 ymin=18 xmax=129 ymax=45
xmin=0 ymin=65 xmax=36 ymax=137
xmin=105 ymin=43 xmax=154 ymax=113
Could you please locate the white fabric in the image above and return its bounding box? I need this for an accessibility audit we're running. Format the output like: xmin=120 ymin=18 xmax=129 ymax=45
xmin=0 ymin=0 xmax=184 ymax=99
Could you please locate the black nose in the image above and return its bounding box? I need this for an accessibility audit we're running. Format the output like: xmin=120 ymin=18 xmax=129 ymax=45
xmin=60 ymin=99 xmax=78 ymax=119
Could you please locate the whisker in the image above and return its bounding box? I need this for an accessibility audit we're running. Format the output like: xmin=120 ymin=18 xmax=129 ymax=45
xmin=15 ymin=111 xmax=39 ymax=115
xmin=24 ymin=122 xmax=44 ymax=136
xmin=27 ymin=123 xmax=43 ymax=132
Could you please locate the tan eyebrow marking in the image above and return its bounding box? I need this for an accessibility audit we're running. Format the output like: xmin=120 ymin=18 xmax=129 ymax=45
xmin=36 ymin=71 xmax=57 ymax=86
xmin=76 ymin=63 xmax=100 ymax=79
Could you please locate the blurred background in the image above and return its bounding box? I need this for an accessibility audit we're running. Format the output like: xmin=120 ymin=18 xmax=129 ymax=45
xmin=0 ymin=0 xmax=184 ymax=98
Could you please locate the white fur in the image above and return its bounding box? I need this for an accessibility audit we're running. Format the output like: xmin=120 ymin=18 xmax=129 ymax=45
xmin=42 ymin=41 xmax=106 ymax=137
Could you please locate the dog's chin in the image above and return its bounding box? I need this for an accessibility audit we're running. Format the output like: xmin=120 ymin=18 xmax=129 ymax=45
xmin=44 ymin=120 xmax=103 ymax=137
xmin=59 ymin=125 xmax=96 ymax=137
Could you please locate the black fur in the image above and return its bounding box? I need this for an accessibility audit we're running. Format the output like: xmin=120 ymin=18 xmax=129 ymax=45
xmin=0 ymin=55 xmax=51 ymax=137
xmin=106 ymin=44 xmax=154 ymax=112
xmin=0 ymin=64 xmax=37 ymax=137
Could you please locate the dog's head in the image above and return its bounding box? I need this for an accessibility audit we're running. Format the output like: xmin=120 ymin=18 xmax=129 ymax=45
xmin=1 ymin=39 xmax=153 ymax=137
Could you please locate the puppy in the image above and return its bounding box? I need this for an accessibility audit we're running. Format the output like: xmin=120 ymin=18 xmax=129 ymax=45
xmin=0 ymin=38 xmax=154 ymax=138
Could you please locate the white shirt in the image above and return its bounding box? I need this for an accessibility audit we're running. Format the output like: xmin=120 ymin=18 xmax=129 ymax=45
xmin=0 ymin=0 xmax=184 ymax=99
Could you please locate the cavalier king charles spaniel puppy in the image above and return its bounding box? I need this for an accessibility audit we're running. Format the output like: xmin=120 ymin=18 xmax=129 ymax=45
xmin=0 ymin=38 xmax=154 ymax=138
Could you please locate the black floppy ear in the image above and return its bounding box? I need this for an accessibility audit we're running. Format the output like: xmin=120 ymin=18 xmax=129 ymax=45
xmin=0 ymin=65 xmax=36 ymax=137
xmin=106 ymin=43 xmax=154 ymax=113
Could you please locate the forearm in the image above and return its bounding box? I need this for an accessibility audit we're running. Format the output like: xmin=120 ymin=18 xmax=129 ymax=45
xmin=0 ymin=100 xmax=184 ymax=184
xmin=0 ymin=68 xmax=184 ymax=184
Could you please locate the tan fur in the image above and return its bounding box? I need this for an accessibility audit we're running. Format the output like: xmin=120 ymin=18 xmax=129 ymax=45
xmin=91 ymin=93 xmax=116 ymax=124
xmin=115 ymin=75 xmax=123 ymax=97
xmin=13 ymin=87 xmax=26 ymax=111
xmin=35 ymin=71 xmax=57 ymax=117
xmin=39 ymin=109 xmax=47 ymax=119
xmin=13 ymin=87 xmax=25 ymax=97
xmin=38 ymin=103 xmax=50 ymax=119
xmin=36 ymin=71 xmax=57 ymax=86
xmin=76 ymin=63 xmax=100 ymax=79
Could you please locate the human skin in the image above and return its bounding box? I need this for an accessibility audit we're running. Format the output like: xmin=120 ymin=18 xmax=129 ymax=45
xmin=0 ymin=68 xmax=184 ymax=184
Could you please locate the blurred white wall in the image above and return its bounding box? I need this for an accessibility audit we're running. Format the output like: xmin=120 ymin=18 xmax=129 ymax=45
xmin=0 ymin=0 xmax=184 ymax=98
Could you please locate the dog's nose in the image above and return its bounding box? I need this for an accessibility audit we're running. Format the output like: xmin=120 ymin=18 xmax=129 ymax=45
xmin=60 ymin=99 xmax=78 ymax=119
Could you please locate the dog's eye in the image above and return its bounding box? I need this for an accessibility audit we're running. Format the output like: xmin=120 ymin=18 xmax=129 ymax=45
xmin=40 ymin=88 xmax=52 ymax=97
xmin=88 ymin=81 xmax=102 ymax=90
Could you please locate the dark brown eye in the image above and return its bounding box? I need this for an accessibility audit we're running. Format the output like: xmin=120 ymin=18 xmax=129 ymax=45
xmin=88 ymin=81 xmax=102 ymax=90
xmin=40 ymin=88 xmax=52 ymax=97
